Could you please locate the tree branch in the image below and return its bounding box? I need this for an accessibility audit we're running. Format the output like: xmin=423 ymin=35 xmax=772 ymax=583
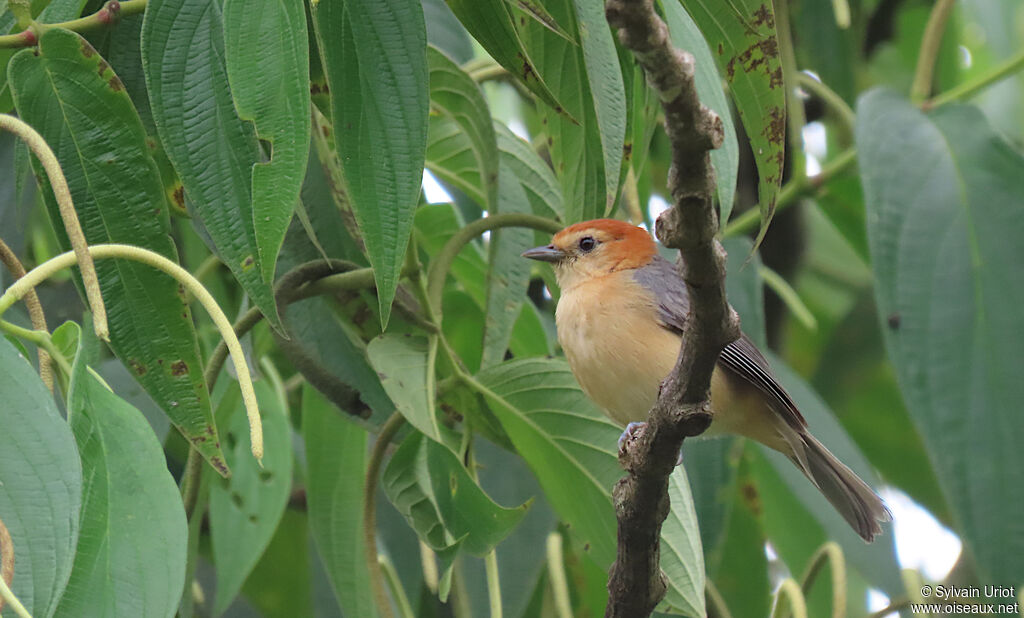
xmin=603 ymin=0 xmax=740 ymax=615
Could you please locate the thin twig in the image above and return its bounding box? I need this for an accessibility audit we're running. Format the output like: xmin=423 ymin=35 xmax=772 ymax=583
xmin=0 ymin=237 xmax=52 ymax=391
xmin=603 ymin=0 xmax=739 ymax=615
xmin=0 ymin=114 xmax=108 ymax=341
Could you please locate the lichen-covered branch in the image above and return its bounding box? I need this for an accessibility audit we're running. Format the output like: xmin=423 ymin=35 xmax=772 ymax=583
xmin=603 ymin=0 xmax=740 ymax=615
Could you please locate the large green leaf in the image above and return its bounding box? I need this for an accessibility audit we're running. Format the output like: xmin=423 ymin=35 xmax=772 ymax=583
xmin=367 ymin=334 xmax=442 ymax=443
xmin=210 ymin=381 xmax=294 ymax=614
xmin=443 ymin=0 xmax=568 ymax=115
xmin=518 ymin=0 xmax=624 ymax=222
xmin=9 ymin=28 xmax=227 ymax=474
xmin=660 ymin=0 xmax=739 ymax=224
xmin=423 ymin=0 xmax=474 ymax=63
xmin=679 ymin=0 xmax=785 ymax=233
xmin=482 ymin=164 xmax=532 ymax=368
xmin=141 ymin=0 xmax=280 ymax=328
xmin=302 ymin=386 xmax=376 ymax=618
xmin=494 ymin=122 xmax=563 ymax=220
xmin=474 ymin=358 xmax=705 ymax=616
xmin=55 ymin=328 xmax=187 ymax=618
xmin=858 ymin=90 xmax=1024 ymax=583
xmin=427 ymin=45 xmax=498 ymax=210
xmin=224 ymin=0 xmax=310 ymax=284
xmin=382 ymin=431 xmax=529 ymax=565
xmin=312 ymin=0 xmax=428 ymax=328
xmin=0 ymin=336 xmax=81 ymax=618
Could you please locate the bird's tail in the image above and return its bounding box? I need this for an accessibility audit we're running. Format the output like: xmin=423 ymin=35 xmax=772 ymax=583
xmin=792 ymin=433 xmax=891 ymax=542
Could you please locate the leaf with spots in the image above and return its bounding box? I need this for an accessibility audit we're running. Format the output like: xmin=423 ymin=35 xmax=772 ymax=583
xmin=55 ymin=323 xmax=187 ymax=618
xmin=210 ymin=381 xmax=294 ymax=614
xmin=224 ymin=0 xmax=310 ymax=284
xmin=678 ymin=0 xmax=785 ymax=238
xmin=8 ymin=28 xmax=227 ymax=475
xmin=142 ymin=0 xmax=282 ymax=328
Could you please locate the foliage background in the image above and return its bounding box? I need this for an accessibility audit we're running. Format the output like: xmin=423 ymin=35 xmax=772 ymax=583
xmin=0 ymin=0 xmax=1022 ymax=616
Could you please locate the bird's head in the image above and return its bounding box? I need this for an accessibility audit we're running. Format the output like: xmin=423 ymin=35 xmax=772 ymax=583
xmin=522 ymin=219 xmax=657 ymax=289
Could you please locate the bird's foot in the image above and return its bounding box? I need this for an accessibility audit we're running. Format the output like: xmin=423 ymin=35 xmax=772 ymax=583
xmin=617 ymin=422 xmax=646 ymax=454
xmin=617 ymin=421 xmax=685 ymax=466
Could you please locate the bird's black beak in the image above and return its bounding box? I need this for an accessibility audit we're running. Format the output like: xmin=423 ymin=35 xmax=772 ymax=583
xmin=521 ymin=244 xmax=565 ymax=263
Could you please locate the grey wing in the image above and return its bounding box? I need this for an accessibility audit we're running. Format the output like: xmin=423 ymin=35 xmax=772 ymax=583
xmin=633 ymin=256 xmax=807 ymax=430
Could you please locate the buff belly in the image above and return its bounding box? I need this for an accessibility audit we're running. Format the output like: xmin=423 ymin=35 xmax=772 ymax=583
xmin=556 ymin=275 xmax=789 ymax=453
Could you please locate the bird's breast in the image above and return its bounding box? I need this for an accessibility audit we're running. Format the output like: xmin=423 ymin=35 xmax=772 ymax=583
xmin=555 ymin=274 xmax=681 ymax=425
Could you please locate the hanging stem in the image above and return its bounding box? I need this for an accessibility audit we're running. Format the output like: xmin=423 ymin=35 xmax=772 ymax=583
xmin=0 ymin=114 xmax=108 ymax=341
xmin=363 ymin=412 xmax=407 ymax=618
xmin=545 ymin=533 xmax=573 ymax=618
xmin=799 ymin=541 xmax=847 ymax=618
xmin=0 ymin=237 xmax=52 ymax=391
xmin=0 ymin=243 xmax=263 ymax=462
xmin=910 ymin=0 xmax=956 ymax=103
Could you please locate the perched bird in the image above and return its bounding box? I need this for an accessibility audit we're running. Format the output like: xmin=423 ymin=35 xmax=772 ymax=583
xmin=523 ymin=218 xmax=889 ymax=542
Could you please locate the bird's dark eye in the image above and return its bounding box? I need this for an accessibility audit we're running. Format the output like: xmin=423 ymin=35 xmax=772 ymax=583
xmin=578 ymin=236 xmax=597 ymax=252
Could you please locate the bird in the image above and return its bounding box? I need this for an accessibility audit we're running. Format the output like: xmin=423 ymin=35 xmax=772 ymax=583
xmin=522 ymin=218 xmax=890 ymax=542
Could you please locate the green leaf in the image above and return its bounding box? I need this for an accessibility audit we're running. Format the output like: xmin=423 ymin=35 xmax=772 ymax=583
xmin=210 ymin=381 xmax=294 ymax=614
xmin=224 ymin=0 xmax=311 ymax=285
xmin=858 ymin=91 xmax=1024 ymax=582
xmin=312 ymin=0 xmax=428 ymax=328
xmin=381 ymin=431 xmax=529 ymax=562
xmin=367 ymin=334 xmax=442 ymax=443
xmin=0 ymin=336 xmax=81 ymax=618
xmin=302 ymin=386 xmax=376 ymax=618
xmin=679 ymin=0 xmax=785 ymax=234
xmin=660 ymin=0 xmax=739 ymax=223
xmin=9 ymin=28 xmax=228 ymax=475
xmin=141 ymin=0 xmax=281 ymax=328
xmin=427 ymin=46 xmax=498 ymax=210
xmin=519 ymin=0 xmax=624 ymax=221
xmin=474 ymin=358 xmax=705 ymax=616
xmin=482 ymin=164 xmax=533 ymax=368
xmin=761 ymin=353 xmax=902 ymax=596
xmin=239 ymin=510 xmax=315 ymax=617
xmin=56 ymin=330 xmax=187 ymax=618
xmin=495 ymin=122 xmax=563 ymax=220
xmin=444 ymin=0 xmax=570 ymax=116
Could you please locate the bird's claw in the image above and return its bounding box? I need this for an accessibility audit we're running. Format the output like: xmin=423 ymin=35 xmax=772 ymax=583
xmin=617 ymin=421 xmax=685 ymax=466
xmin=617 ymin=421 xmax=646 ymax=453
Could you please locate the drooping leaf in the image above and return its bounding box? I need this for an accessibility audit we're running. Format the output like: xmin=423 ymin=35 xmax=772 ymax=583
xmin=494 ymin=122 xmax=563 ymax=220
xmin=367 ymin=334 xmax=442 ymax=444
xmin=474 ymin=358 xmax=705 ymax=616
xmin=9 ymin=28 xmax=227 ymax=474
xmin=224 ymin=0 xmax=311 ymax=284
xmin=311 ymin=0 xmax=428 ymax=328
xmin=141 ymin=0 xmax=280 ymax=328
xmin=0 ymin=336 xmax=81 ymax=618
xmin=518 ymin=0 xmax=624 ymax=222
xmin=660 ymin=0 xmax=739 ymax=223
xmin=858 ymin=90 xmax=1024 ymax=583
xmin=210 ymin=381 xmax=294 ymax=614
xmin=56 ymin=327 xmax=186 ymax=618
xmin=481 ymin=164 xmax=533 ymax=367
xmin=427 ymin=45 xmax=498 ymax=210
xmin=444 ymin=0 xmax=570 ymax=116
xmin=381 ymin=431 xmax=529 ymax=567
xmin=302 ymin=386 xmax=376 ymax=618
xmin=679 ymin=0 xmax=785 ymax=236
